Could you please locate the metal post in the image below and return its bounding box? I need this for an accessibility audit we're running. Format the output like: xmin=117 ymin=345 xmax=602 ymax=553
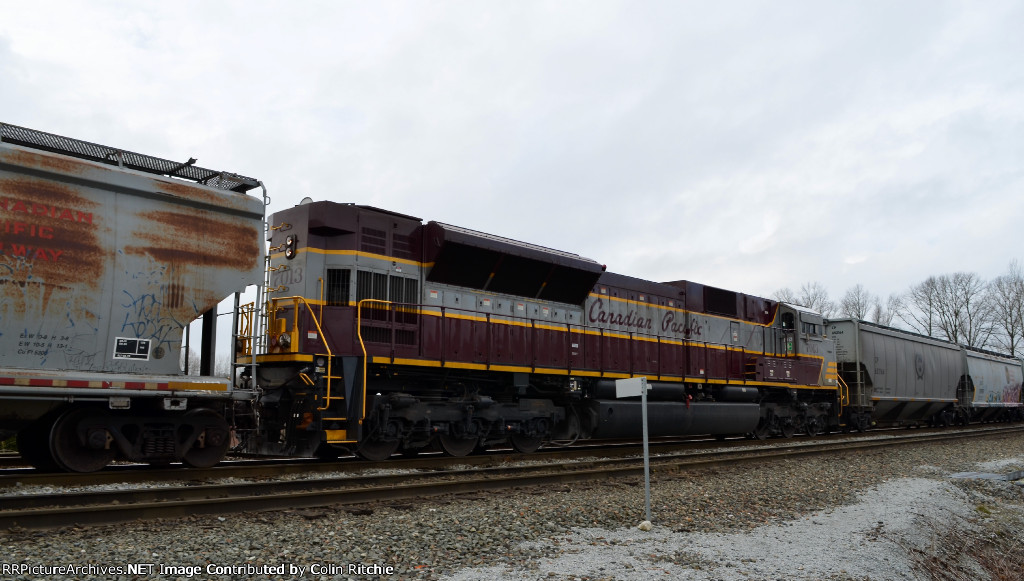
xmin=641 ymin=376 xmax=652 ymax=523
xmin=200 ymin=307 xmax=216 ymax=376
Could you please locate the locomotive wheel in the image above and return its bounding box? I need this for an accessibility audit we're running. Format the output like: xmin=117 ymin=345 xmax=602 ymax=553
xmin=751 ymin=419 xmax=771 ymax=440
xmin=817 ymin=415 xmax=831 ymax=435
xmin=780 ymin=420 xmax=796 ymax=439
xmin=509 ymin=434 xmax=544 ymax=454
xmin=181 ymin=409 xmax=231 ymax=468
xmin=355 ymin=438 xmax=400 ymax=461
xmin=438 ymin=433 xmax=478 ymax=457
xmin=804 ymin=416 xmax=820 ymax=437
xmin=49 ymin=408 xmax=115 ymax=473
xmin=314 ymin=443 xmax=343 ymax=460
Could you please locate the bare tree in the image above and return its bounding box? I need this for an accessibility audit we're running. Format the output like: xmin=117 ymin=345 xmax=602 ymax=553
xmin=180 ymin=346 xmax=201 ymax=375
xmin=773 ymin=282 xmax=836 ymax=317
xmin=871 ymin=293 xmax=901 ymax=327
xmin=772 ymin=287 xmax=798 ymax=304
xmin=840 ymin=284 xmax=876 ymax=320
xmin=897 ymin=276 xmax=940 ymax=337
xmin=987 ymin=261 xmax=1024 ymax=357
xmin=935 ymin=272 xmax=993 ymax=347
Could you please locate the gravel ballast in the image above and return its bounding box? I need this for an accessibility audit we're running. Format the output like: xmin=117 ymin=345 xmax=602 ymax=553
xmin=3 ymin=432 xmax=1024 ymax=580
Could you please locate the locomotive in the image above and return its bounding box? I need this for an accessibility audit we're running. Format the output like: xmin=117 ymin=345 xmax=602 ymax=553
xmin=242 ymin=201 xmax=841 ymax=460
xmin=2 ymin=124 xmax=1021 ymax=472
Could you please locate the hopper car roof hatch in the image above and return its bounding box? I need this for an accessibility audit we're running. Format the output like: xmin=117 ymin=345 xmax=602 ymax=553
xmin=423 ymin=221 xmax=605 ymax=305
xmin=0 ymin=122 xmax=260 ymax=193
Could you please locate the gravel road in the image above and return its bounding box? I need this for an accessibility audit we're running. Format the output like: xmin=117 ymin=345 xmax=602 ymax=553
xmin=3 ymin=432 xmax=1023 ymax=580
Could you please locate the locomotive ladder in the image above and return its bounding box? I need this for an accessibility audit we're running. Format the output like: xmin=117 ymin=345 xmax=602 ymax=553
xmin=265 ymin=296 xmax=355 ymax=443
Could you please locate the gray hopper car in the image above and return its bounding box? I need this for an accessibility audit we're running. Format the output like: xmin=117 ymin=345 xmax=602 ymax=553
xmin=0 ymin=123 xmax=265 ymax=471
xmin=829 ymin=319 xmax=1024 ymax=430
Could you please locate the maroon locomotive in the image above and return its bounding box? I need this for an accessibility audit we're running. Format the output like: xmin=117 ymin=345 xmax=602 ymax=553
xmin=241 ymin=202 xmax=839 ymax=460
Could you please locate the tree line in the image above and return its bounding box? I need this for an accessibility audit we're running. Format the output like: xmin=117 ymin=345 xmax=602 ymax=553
xmin=773 ymin=261 xmax=1024 ymax=358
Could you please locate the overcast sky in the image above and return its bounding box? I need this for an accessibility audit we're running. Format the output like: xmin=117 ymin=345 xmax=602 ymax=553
xmin=2 ymin=0 xmax=1022 ymax=306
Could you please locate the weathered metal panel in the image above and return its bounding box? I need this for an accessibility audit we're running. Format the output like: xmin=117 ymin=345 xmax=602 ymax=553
xmin=0 ymin=141 xmax=264 ymax=376
xmin=964 ymin=350 xmax=1023 ymax=407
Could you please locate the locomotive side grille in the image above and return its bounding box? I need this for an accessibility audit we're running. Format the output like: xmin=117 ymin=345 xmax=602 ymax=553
xmin=357 ymin=271 xmax=389 ymax=321
xmin=393 ymin=233 xmax=415 ymax=259
xmin=360 ymin=227 xmax=388 ymax=255
xmin=325 ymin=269 xmax=351 ymax=306
xmin=360 ymin=326 xmax=390 ymax=344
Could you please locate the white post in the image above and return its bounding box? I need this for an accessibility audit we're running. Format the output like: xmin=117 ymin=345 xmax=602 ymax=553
xmin=640 ymin=376 xmax=651 ymax=523
xmin=615 ymin=376 xmax=652 ymax=525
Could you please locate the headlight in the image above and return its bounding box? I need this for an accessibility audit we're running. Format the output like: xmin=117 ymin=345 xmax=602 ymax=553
xmin=278 ymin=332 xmax=292 ymax=350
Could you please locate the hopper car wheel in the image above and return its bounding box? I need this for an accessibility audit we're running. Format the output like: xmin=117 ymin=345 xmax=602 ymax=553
xmin=780 ymin=420 xmax=796 ymax=439
xmin=181 ymin=409 xmax=231 ymax=468
xmin=49 ymin=408 xmax=115 ymax=473
xmin=355 ymin=438 xmax=400 ymax=461
xmin=510 ymin=434 xmax=544 ymax=454
xmin=438 ymin=433 xmax=478 ymax=457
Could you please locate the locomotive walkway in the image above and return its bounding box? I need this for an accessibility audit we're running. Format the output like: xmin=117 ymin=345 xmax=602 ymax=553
xmin=1 ymin=425 xmax=1021 ymax=530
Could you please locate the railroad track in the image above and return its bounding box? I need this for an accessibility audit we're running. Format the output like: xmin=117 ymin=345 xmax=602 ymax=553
xmin=2 ymin=424 xmax=1021 ymax=530
xmin=0 ymin=434 xmax=788 ymax=488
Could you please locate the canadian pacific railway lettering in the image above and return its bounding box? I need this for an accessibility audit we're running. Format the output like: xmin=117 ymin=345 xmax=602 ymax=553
xmin=0 ymin=244 xmax=62 ymax=261
xmin=0 ymin=198 xmax=94 ymax=224
xmin=588 ymin=298 xmax=653 ymax=330
xmin=587 ymin=298 xmax=703 ymax=337
xmin=0 ymin=198 xmax=94 ymax=262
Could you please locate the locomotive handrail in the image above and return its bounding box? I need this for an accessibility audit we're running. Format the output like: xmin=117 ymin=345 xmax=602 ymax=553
xmin=837 ymin=374 xmax=850 ymax=407
xmin=356 ymin=299 xmax=395 ymax=423
xmin=269 ymin=296 xmax=336 ymax=411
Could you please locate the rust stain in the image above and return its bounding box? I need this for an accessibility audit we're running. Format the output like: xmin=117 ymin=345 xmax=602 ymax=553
xmin=125 ymin=209 xmax=261 ymax=270
xmin=156 ymin=179 xmax=259 ymax=215
xmin=1 ymin=148 xmax=93 ymax=177
xmin=0 ymin=177 xmax=105 ymax=288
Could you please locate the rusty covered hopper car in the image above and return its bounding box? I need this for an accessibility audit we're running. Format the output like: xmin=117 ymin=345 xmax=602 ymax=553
xmin=0 ymin=123 xmax=265 ymax=471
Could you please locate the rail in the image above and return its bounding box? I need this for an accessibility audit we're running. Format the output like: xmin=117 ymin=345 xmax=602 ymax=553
xmin=4 ymin=425 xmax=1021 ymax=530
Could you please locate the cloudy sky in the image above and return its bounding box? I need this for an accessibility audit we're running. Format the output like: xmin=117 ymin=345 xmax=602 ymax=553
xmin=2 ymin=0 xmax=1022 ymax=307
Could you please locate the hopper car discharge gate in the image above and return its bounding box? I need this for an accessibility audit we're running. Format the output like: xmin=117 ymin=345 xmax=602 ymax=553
xmin=0 ymin=123 xmax=267 ymax=472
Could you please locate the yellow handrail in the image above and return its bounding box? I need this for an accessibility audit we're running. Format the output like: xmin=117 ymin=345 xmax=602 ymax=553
xmin=235 ymin=302 xmax=255 ymax=357
xmin=356 ymin=299 xmax=394 ymax=427
xmin=837 ymin=375 xmax=850 ymax=407
xmin=268 ymin=296 xmax=336 ymax=411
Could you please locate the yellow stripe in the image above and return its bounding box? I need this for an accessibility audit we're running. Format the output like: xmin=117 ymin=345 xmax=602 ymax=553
xmin=324 ymin=429 xmax=353 ymax=442
xmin=251 ymin=353 xmax=315 ymax=363
xmin=369 ymin=356 xmax=835 ymax=390
xmin=271 ymin=247 xmax=423 ymax=267
xmin=588 ymin=291 xmax=778 ymax=328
